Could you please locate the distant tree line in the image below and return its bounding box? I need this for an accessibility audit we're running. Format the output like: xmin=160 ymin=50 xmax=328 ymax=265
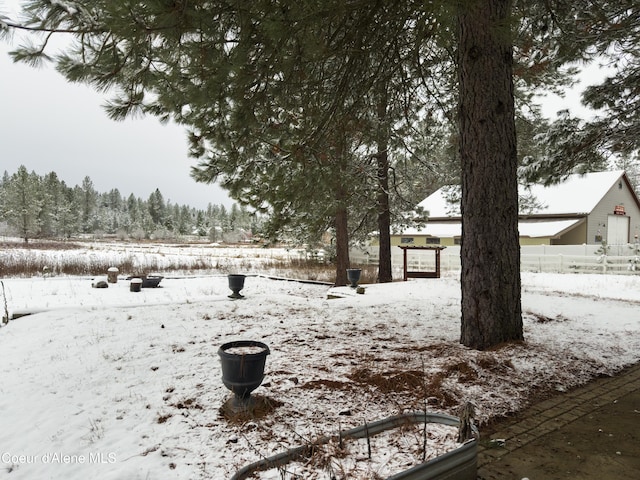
xmin=0 ymin=166 xmax=260 ymax=243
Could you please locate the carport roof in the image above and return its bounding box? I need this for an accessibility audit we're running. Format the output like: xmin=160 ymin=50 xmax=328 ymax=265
xmin=399 ymin=218 xmax=584 ymax=239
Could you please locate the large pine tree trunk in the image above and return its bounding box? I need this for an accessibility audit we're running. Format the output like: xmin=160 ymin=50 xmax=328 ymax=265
xmin=376 ymin=150 xmax=392 ymax=283
xmin=334 ymin=148 xmax=350 ymax=287
xmin=334 ymin=204 xmax=349 ymax=286
xmin=376 ymin=92 xmax=393 ymax=283
xmin=376 ymin=82 xmax=393 ymax=283
xmin=457 ymin=0 xmax=523 ymax=350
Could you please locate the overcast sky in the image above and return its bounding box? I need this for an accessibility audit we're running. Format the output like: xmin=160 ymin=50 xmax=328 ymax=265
xmin=1 ymin=2 xmax=232 ymax=210
xmin=1 ymin=2 xmax=606 ymax=212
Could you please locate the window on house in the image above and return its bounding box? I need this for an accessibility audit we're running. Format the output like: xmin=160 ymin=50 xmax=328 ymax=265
xmin=426 ymin=237 xmax=441 ymax=245
xmin=454 ymin=237 xmax=462 ymax=245
xmin=400 ymin=237 xmax=415 ymax=244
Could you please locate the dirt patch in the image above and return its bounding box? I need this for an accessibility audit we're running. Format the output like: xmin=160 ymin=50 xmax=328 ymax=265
xmin=393 ymin=342 xmax=463 ymax=356
xmin=347 ymin=368 xmax=426 ymax=394
xmin=526 ymin=311 xmax=570 ymax=323
xmin=476 ymin=355 xmax=514 ymax=372
xmin=219 ymin=394 xmax=284 ymax=423
xmin=170 ymin=397 xmax=203 ymax=410
xmin=293 ymin=349 xmax=523 ymax=414
xmin=300 ymin=378 xmax=353 ymax=391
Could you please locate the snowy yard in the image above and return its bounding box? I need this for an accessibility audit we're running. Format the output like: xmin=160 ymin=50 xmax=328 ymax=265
xmin=1 ymin=251 xmax=639 ymax=479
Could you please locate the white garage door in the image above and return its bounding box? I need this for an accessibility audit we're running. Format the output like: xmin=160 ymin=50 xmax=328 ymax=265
xmin=607 ymin=214 xmax=629 ymax=245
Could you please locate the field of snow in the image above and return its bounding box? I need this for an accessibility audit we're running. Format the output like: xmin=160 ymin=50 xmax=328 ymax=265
xmin=1 ymin=245 xmax=639 ymax=479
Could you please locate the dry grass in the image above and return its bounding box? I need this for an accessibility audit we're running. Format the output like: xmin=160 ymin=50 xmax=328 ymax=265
xmin=0 ymin=253 xmax=139 ymax=277
xmin=0 ymin=240 xmax=84 ymax=251
xmin=0 ymin=241 xmax=380 ymax=284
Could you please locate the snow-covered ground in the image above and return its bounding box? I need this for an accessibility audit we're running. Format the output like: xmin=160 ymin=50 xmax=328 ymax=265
xmin=1 ymin=264 xmax=639 ymax=479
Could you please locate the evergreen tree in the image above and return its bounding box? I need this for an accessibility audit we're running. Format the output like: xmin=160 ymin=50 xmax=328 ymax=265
xmin=219 ymin=205 xmax=231 ymax=233
xmin=167 ymin=203 xmax=181 ymax=234
xmin=78 ymin=176 xmax=97 ymax=233
xmin=566 ymin=3 xmax=639 ymax=159
xmin=139 ymin=199 xmax=155 ymax=238
xmin=39 ymin=171 xmax=59 ymax=237
xmin=207 ymin=203 xmax=221 ymax=242
xmin=229 ymin=204 xmax=240 ymax=233
xmin=105 ymin=188 xmax=124 ymax=233
xmin=57 ymin=182 xmax=79 ymax=238
xmin=0 ymin=166 xmax=224 ymax=239
xmin=2 ymin=166 xmax=42 ymax=243
xmin=519 ymin=110 xmax=610 ymax=185
xmin=177 ymin=205 xmax=192 ymax=235
xmin=147 ymin=189 xmax=166 ymax=227
xmin=126 ymin=194 xmax=141 ymax=234
xmin=514 ymin=1 xmax=640 ymax=184
xmin=195 ymin=211 xmax=207 ymax=237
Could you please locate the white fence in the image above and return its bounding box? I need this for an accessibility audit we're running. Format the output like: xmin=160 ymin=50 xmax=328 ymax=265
xmin=350 ymin=244 xmax=640 ymax=275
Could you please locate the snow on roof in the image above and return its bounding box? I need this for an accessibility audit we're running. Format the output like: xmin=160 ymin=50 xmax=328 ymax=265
xmin=416 ymin=189 xmax=461 ymax=218
xmin=518 ymin=218 xmax=583 ymax=238
xmin=522 ymin=170 xmax=626 ymax=215
xmin=417 ymin=170 xmax=626 ymax=218
xmin=400 ymin=223 xmax=462 ymax=237
xmin=398 ymin=219 xmax=582 ymax=239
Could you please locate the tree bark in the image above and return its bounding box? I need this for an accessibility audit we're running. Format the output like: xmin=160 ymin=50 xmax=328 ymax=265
xmin=376 ymin=90 xmax=393 ymax=283
xmin=334 ymin=204 xmax=349 ymax=286
xmin=333 ymin=145 xmax=350 ymax=287
xmin=457 ymin=0 xmax=523 ymax=350
xmin=376 ymin=148 xmax=393 ymax=283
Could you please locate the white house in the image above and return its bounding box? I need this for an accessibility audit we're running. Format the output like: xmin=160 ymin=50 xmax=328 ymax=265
xmin=395 ymin=170 xmax=640 ymax=246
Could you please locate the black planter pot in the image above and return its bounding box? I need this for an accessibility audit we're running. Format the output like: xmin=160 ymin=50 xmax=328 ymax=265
xmin=126 ymin=275 xmax=163 ymax=288
xmin=218 ymin=340 xmax=270 ymax=405
xmin=346 ymin=268 xmax=362 ymax=288
xmin=141 ymin=275 xmax=163 ymax=288
xmin=228 ymin=274 xmax=246 ymax=299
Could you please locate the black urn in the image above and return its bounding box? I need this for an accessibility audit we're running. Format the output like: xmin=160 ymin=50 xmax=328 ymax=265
xmin=227 ymin=274 xmax=246 ymax=299
xmin=346 ymin=268 xmax=362 ymax=288
xmin=218 ymin=340 xmax=270 ymax=405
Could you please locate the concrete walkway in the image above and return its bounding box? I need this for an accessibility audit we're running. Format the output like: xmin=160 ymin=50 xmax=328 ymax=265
xmin=477 ymin=363 xmax=640 ymax=479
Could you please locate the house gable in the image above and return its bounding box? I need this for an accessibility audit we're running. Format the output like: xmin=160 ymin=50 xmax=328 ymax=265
xmin=588 ymin=173 xmax=640 ymax=243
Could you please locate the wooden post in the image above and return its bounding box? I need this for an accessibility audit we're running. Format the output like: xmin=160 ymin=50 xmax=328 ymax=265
xmin=403 ymin=247 xmax=408 ymax=281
